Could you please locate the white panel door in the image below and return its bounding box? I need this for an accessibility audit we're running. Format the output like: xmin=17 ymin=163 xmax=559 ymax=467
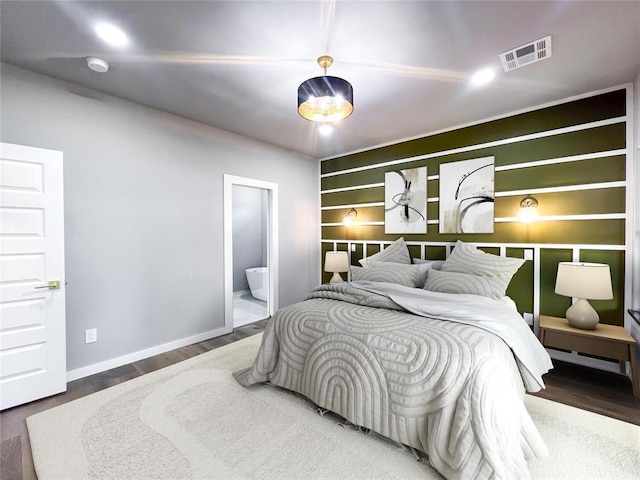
xmin=0 ymin=142 xmax=66 ymax=410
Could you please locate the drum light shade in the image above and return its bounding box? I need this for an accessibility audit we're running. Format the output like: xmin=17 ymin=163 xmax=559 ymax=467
xmin=298 ymin=56 xmax=353 ymax=123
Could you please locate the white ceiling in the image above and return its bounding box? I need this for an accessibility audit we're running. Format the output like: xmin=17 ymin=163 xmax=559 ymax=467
xmin=2 ymin=1 xmax=639 ymax=159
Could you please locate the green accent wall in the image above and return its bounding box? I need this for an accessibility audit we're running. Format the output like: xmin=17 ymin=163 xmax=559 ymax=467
xmin=321 ymin=88 xmax=629 ymax=325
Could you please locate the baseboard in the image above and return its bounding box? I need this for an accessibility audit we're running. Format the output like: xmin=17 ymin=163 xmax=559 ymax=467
xmin=66 ymin=326 xmax=233 ymax=382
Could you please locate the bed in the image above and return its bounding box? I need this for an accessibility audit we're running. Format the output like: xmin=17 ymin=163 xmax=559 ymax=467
xmin=234 ymin=239 xmax=553 ymax=480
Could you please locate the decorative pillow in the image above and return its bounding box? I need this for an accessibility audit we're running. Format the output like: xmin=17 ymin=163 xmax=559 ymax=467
xmin=440 ymin=240 xmax=525 ymax=279
xmin=358 ymin=237 xmax=411 ymax=267
xmin=367 ymin=261 xmax=434 ymax=287
xmin=423 ymin=269 xmax=510 ymax=300
xmin=412 ymin=258 xmax=445 ymax=270
xmin=351 ymin=264 xmax=421 ymax=288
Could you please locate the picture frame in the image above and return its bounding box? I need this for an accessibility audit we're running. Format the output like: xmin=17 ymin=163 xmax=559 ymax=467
xmin=384 ymin=167 xmax=427 ymax=234
xmin=439 ymin=157 xmax=494 ymax=233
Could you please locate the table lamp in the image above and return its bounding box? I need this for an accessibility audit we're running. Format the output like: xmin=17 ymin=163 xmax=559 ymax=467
xmin=554 ymin=262 xmax=613 ymax=329
xmin=325 ymin=251 xmax=349 ymax=283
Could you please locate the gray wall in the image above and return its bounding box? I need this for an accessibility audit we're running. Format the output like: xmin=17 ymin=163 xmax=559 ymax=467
xmin=232 ymin=185 xmax=267 ymax=292
xmin=0 ymin=63 xmax=321 ymax=372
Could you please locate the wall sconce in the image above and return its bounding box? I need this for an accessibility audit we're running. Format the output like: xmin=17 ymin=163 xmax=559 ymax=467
xmin=343 ymin=208 xmax=357 ymax=226
xmin=517 ymin=195 xmax=539 ymax=223
xmin=555 ymin=262 xmax=613 ymax=329
xmin=325 ymin=251 xmax=349 ymax=283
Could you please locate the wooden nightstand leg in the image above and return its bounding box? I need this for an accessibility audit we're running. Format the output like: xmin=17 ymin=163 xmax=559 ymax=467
xmin=629 ymin=344 xmax=639 ymax=398
xmin=619 ymin=361 xmax=626 ymax=374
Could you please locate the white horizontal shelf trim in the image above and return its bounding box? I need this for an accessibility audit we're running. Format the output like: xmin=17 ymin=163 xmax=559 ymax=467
xmin=320 ymin=239 xmax=627 ymax=250
xmin=321 ymin=153 xmax=625 ymax=197
xmin=320 ymin=116 xmax=625 ymax=178
xmin=322 ymin=202 xmax=384 ymax=210
xmin=323 ymin=200 xmax=441 ymax=210
xmin=495 ymin=213 xmax=625 ymax=223
xmin=320 ymin=84 xmax=631 ymax=162
xmin=322 ymin=221 xmax=385 ymax=227
xmin=322 ymin=182 xmax=625 ymax=210
xmin=323 ymin=213 xmax=625 ymax=228
xmin=495 ymin=181 xmax=627 ymax=197
xmin=494 ymin=149 xmax=626 ymax=171
xmin=321 ymin=182 xmax=384 ymax=194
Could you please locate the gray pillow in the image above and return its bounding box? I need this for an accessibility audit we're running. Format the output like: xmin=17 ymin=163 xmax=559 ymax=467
xmin=351 ymin=264 xmax=421 ymax=288
xmin=366 ymin=261 xmax=434 ymax=287
xmin=423 ymin=269 xmax=510 ymax=300
xmin=440 ymin=240 xmax=524 ymax=279
xmin=358 ymin=237 xmax=411 ymax=267
xmin=412 ymin=258 xmax=445 ymax=270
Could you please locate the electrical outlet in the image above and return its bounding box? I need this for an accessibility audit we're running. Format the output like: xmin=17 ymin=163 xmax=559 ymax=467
xmin=85 ymin=328 xmax=97 ymax=344
xmin=523 ymin=313 xmax=534 ymax=326
xmin=524 ymin=249 xmax=533 ymax=261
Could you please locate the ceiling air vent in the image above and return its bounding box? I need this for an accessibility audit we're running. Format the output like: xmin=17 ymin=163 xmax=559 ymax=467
xmin=500 ymin=35 xmax=552 ymax=72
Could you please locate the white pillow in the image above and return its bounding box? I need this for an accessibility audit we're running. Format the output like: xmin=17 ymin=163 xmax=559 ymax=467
xmin=358 ymin=237 xmax=411 ymax=267
xmin=423 ymin=269 xmax=510 ymax=300
xmin=351 ymin=264 xmax=422 ymax=288
xmin=440 ymin=240 xmax=525 ymax=279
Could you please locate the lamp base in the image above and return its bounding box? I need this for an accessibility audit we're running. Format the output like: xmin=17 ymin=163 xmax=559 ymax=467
xmin=565 ymin=298 xmax=599 ymax=330
xmin=329 ymin=272 xmax=344 ymax=283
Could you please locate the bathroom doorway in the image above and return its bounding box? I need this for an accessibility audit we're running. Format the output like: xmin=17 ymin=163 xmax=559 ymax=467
xmin=223 ymin=175 xmax=278 ymax=330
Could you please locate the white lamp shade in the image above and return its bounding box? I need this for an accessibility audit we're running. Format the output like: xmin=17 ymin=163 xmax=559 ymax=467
xmin=554 ymin=262 xmax=613 ymax=300
xmin=324 ymin=251 xmax=349 ymax=273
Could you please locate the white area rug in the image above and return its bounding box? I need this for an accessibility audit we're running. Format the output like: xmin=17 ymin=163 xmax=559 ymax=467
xmin=28 ymin=333 xmax=640 ymax=480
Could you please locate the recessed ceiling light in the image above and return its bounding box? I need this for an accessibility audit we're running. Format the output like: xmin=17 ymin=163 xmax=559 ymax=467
xmin=95 ymin=22 xmax=129 ymax=47
xmin=470 ymin=68 xmax=495 ymax=86
xmin=319 ymin=124 xmax=334 ymax=136
xmin=86 ymin=57 xmax=109 ymax=73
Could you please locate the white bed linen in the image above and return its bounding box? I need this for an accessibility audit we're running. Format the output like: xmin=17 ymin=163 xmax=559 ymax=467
xmin=235 ymin=282 xmax=552 ymax=479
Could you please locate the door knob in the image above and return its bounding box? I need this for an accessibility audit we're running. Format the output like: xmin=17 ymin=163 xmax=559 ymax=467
xmin=34 ymin=280 xmax=61 ymax=290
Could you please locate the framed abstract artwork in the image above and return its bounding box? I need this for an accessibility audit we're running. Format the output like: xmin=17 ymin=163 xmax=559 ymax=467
xmin=384 ymin=167 xmax=427 ymax=234
xmin=439 ymin=157 xmax=495 ymax=233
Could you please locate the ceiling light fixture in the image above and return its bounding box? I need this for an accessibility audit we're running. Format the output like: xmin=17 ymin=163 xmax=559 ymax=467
xmin=86 ymin=57 xmax=109 ymax=73
xmin=470 ymin=68 xmax=495 ymax=86
xmin=94 ymin=22 xmax=129 ymax=47
xmin=318 ymin=124 xmax=333 ymax=136
xmin=298 ymin=55 xmax=353 ymax=123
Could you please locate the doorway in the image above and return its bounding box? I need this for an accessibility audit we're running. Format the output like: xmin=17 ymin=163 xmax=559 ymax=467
xmin=223 ymin=175 xmax=278 ymax=331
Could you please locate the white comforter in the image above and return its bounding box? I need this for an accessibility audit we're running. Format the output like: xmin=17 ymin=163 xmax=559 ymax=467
xmin=235 ymin=282 xmax=553 ymax=479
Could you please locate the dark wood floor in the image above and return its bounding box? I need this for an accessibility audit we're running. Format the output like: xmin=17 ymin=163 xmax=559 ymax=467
xmin=1 ymin=318 xmax=639 ymax=480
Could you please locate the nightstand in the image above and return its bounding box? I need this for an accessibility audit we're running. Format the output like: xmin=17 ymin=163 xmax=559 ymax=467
xmin=538 ymin=315 xmax=639 ymax=398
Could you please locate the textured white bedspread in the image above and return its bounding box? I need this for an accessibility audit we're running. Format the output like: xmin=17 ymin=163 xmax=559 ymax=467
xmin=350 ymin=281 xmax=553 ymax=392
xmin=234 ymin=282 xmax=551 ymax=479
